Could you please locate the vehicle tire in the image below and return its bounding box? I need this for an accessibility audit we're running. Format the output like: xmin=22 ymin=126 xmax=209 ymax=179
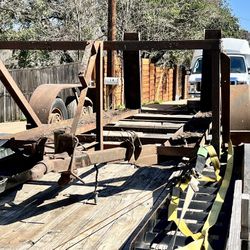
xmin=66 ymin=96 xmax=93 ymax=119
xmin=66 ymin=96 xmax=77 ymax=119
xmin=48 ymin=98 xmax=68 ymax=123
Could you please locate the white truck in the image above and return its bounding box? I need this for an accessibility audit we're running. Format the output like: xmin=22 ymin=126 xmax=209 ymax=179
xmin=188 ymin=38 xmax=250 ymax=96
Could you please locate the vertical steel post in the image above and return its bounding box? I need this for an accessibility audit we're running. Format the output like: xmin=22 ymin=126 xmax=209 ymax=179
xmin=221 ymin=53 xmax=230 ymax=144
xmin=211 ymin=45 xmax=221 ymax=156
xmin=95 ymin=42 xmax=104 ymax=150
xmin=181 ymin=66 xmax=187 ymax=99
xmin=123 ymin=33 xmax=141 ymax=109
xmin=200 ymin=30 xmax=221 ymax=111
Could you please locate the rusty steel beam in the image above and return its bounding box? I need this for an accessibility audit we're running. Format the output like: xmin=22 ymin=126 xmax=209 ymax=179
xmin=123 ymin=33 xmax=141 ymax=109
xmin=78 ymin=41 xmax=99 ymax=88
xmin=0 ymin=41 xmax=89 ymax=50
xmin=77 ymin=133 xmax=171 ymax=145
xmin=211 ymin=48 xmax=221 ymax=156
xmin=26 ymin=145 xmax=159 ymax=180
xmin=0 ymin=60 xmax=42 ymax=127
xmin=0 ymin=40 xmax=220 ymax=51
xmin=71 ymin=42 xmax=100 ymax=134
xmin=103 ymin=124 xmax=181 ymax=134
xmin=70 ymin=88 xmax=88 ymax=134
xmin=200 ymin=30 xmax=221 ymax=111
xmin=95 ymin=42 xmax=104 ymax=150
xmin=157 ymin=145 xmax=198 ymax=158
xmin=221 ymin=53 xmax=230 ymax=144
xmin=105 ymin=39 xmax=220 ymax=51
xmin=0 ymin=144 xmax=158 ymax=193
xmin=231 ymin=131 xmax=250 ymax=145
xmin=28 ymin=147 xmax=128 ymax=180
xmin=200 ymin=30 xmax=221 ymax=155
xmin=2 ymin=147 xmax=128 ymax=186
xmin=0 ymin=109 xmax=139 ymax=143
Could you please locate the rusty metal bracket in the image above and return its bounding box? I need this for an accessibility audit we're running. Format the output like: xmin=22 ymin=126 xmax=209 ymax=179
xmin=0 ymin=59 xmax=42 ymax=127
xmin=120 ymin=131 xmax=142 ymax=162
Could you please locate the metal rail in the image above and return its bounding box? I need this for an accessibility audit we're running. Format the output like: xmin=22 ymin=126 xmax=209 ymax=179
xmin=0 ymin=39 xmax=220 ymax=51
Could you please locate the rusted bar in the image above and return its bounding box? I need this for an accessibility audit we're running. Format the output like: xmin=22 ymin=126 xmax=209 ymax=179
xmin=95 ymin=42 xmax=104 ymax=150
xmin=0 ymin=40 xmax=220 ymax=51
xmin=181 ymin=66 xmax=187 ymax=99
xmin=1 ymin=144 xmax=161 ymax=192
xmin=70 ymin=88 xmax=88 ymax=135
xmin=30 ymin=147 xmax=128 ymax=179
xmin=0 ymin=41 xmax=89 ymax=50
xmin=78 ymin=41 xmax=98 ymax=87
xmin=221 ymin=52 xmax=230 ymax=144
xmin=71 ymin=42 xmax=99 ymax=134
xmin=77 ymin=132 xmax=171 ymax=144
xmin=123 ymin=33 xmax=141 ymax=109
xmin=105 ymin=39 xmax=220 ymax=51
xmin=211 ymin=47 xmax=221 ymax=156
xmin=0 ymin=60 xmax=42 ymax=127
xmin=231 ymin=131 xmax=250 ymax=145
xmin=0 ymin=109 xmax=139 ymax=143
xmin=200 ymin=30 xmax=221 ymax=111
xmin=157 ymin=145 xmax=198 ymax=158
xmin=30 ymin=144 xmax=160 ymax=180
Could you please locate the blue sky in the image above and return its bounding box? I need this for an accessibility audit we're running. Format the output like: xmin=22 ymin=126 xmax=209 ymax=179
xmin=228 ymin=0 xmax=250 ymax=31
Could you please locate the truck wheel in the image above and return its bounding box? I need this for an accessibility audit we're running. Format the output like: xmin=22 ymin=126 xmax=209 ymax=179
xmin=66 ymin=96 xmax=93 ymax=119
xmin=48 ymin=98 xmax=68 ymax=123
xmin=66 ymin=96 xmax=77 ymax=119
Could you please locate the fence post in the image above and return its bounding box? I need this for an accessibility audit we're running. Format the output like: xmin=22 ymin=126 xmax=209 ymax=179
xmin=173 ymin=65 xmax=179 ymax=100
xmin=142 ymin=58 xmax=150 ymax=103
xmin=181 ymin=66 xmax=187 ymax=99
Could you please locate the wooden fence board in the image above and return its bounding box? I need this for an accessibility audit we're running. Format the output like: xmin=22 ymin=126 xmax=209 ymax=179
xmin=0 ymin=58 xmax=183 ymax=122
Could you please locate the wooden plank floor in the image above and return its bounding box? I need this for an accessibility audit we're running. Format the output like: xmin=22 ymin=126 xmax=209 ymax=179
xmin=0 ymin=162 xmax=174 ymax=250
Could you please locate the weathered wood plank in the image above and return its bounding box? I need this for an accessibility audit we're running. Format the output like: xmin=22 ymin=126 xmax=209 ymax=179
xmin=228 ymin=180 xmax=242 ymax=250
xmin=241 ymin=193 xmax=249 ymax=240
xmin=0 ymin=162 xmax=174 ymax=249
xmin=243 ymin=144 xmax=250 ymax=194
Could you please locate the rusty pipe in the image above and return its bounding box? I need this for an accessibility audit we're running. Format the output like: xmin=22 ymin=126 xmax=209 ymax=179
xmin=29 ymin=147 xmax=128 ymax=180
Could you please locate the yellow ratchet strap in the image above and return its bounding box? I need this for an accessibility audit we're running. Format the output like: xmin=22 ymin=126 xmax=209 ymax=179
xmin=178 ymin=141 xmax=234 ymax=250
xmin=168 ymin=144 xmax=221 ymax=241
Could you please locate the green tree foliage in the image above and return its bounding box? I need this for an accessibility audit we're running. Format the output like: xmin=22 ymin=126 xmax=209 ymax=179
xmin=117 ymin=0 xmax=245 ymax=65
xmin=0 ymin=0 xmax=106 ymax=67
xmin=0 ymin=0 xmax=245 ymax=67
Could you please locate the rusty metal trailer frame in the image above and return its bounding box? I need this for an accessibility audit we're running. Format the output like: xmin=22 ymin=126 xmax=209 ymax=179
xmin=0 ymin=30 xmax=231 ymax=194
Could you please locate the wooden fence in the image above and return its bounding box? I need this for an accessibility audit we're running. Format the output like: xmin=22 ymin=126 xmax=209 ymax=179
xmin=142 ymin=59 xmax=174 ymax=103
xmin=0 ymin=63 xmax=81 ymax=122
xmin=0 ymin=58 xmax=187 ymax=122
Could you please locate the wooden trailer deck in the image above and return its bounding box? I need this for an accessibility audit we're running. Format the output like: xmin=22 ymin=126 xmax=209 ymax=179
xmin=0 ymin=161 xmax=176 ymax=249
